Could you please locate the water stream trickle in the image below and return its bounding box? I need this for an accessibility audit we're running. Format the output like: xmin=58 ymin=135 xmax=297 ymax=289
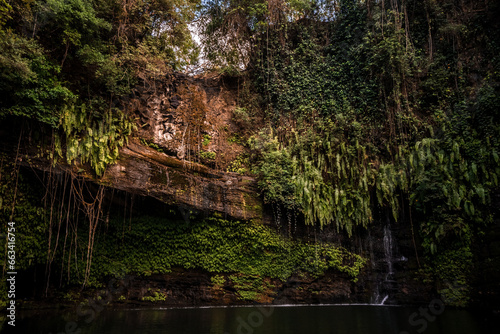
xmin=379 ymin=295 xmax=389 ymax=305
xmin=383 ymin=223 xmax=394 ymax=281
xmin=372 ymin=218 xmax=397 ymax=305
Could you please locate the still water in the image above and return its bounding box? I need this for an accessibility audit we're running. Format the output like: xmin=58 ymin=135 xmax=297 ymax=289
xmin=2 ymin=304 xmax=498 ymax=334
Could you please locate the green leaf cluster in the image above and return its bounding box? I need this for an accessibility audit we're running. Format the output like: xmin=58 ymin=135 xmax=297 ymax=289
xmin=250 ymin=117 xmax=404 ymax=236
xmin=64 ymin=215 xmax=365 ymax=287
xmin=199 ymin=150 xmax=217 ymax=160
xmin=55 ymin=104 xmax=136 ymax=176
xmin=0 ymin=29 xmax=75 ymax=127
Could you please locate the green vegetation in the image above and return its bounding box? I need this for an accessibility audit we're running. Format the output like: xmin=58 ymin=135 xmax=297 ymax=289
xmin=210 ymin=274 xmax=226 ymax=288
xmin=56 ymin=105 xmax=136 ymax=175
xmin=250 ymin=121 xmax=378 ymax=235
xmin=202 ymin=134 xmax=211 ymax=146
xmin=234 ymin=0 xmax=500 ymax=233
xmin=0 ymin=159 xmax=48 ymax=306
xmin=232 ymin=107 xmax=251 ymax=127
xmin=201 ymin=0 xmax=500 ymax=305
xmin=0 ymin=157 xmax=365 ymax=300
xmin=229 ymin=274 xmax=275 ymax=302
xmin=227 ymin=154 xmax=249 ymax=174
xmin=227 ymin=133 xmax=243 ymax=144
xmin=0 ymin=175 xmax=366 ymax=303
xmin=142 ymin=289 xmax=167 ymax=302
xmin=84 ymin=215 xmax=365 ymax=286
xmin=140 ymin=138 xmax=165 ymax=153
xmin=1 ymin=0 xmax=500 ymax=307
xmin=199 ymin=150 xmax=217 ymax=160
xmin=433 ymin=245 xmax=473 ymax=307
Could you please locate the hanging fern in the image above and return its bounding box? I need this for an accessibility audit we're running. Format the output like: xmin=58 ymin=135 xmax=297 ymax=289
xmin=55 ymin=104 xmax=136 ymax=176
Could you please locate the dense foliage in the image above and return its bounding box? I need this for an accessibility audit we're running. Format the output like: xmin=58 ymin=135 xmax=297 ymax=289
xmin=0 ymin=167 xmax=365 ymax=304
xmin=204 ymin=0 xmax=500 ymax=239
xmin=201 ymin=0 xmax=500 ymax=305
xmin=89 ymin=215 xmax=364 ymax=284
xmin=1 ymin=0 xmax=500 ymax=307
xmin=0 ymin=0 xmax=200 ymax=174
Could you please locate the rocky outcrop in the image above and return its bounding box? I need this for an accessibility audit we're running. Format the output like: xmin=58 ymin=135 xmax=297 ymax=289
xmin=0 ymin=72 xmax=265 ymax=222
xmin=125 ymin=72 xmax=247 ymax=170
xmin=104 ymin=72 xmax=263 ymax=221
xmin=102 ymin=139 xmax=264 ymax=221
xmin=94 ymin=270 xmax=363 ymax=307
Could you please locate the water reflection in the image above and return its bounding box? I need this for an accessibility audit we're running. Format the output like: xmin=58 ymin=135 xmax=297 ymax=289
xmin=1 ymin=304 xmax=498 ymax=334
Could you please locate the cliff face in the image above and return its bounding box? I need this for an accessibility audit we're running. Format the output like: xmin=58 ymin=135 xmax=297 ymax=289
xmin=104 ymin=72 xmax=264 ymax=222
xmin=110 ymin=72 xmax=264 ymax=221
xmin=2 ymin=72 xmax=499 ymax=310
xmin=130 ymin=73 xmax=241 ymax=162
xmin=103 ymin=73 xmax=268 ymax=220
xmin=0 ymin=73 xmax=265 ymax=223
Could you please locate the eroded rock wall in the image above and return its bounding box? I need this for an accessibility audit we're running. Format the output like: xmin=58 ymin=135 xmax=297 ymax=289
xmin=125 ymin=72 xmax=246 ymax=170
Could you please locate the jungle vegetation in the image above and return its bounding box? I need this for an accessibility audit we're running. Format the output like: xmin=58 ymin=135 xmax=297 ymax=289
xmin=1 ymin=0 xmax=499 ymax=306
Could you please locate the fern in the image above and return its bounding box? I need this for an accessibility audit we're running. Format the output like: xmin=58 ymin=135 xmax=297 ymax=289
xmin=55 ymin=103 xmax=136 ymax=176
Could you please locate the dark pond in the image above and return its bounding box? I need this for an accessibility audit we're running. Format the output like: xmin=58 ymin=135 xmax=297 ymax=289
xmin=2 ymin=304 xmax=499 ymax=334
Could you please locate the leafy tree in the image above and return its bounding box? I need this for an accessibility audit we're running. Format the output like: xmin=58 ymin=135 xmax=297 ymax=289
xmin=0 ymin=29 xmax=74 ymax=127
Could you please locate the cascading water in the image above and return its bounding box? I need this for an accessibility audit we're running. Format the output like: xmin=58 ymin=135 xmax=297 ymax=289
xmin=372 ymin=217 xmax=398 ymax=305
xmin=383 ymin=223 xmax=395 ymax=281
xmin=380 ymin=223 xmax=394 ymax=304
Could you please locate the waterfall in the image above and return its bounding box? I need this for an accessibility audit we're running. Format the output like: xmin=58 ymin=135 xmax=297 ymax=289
xmin=383 ymin=223 xmax=394 ymax=280
xmin=379 ymin=295 xmax=389 ymax=305
xmin=372 ymin=218 xmax=397 ymax=305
